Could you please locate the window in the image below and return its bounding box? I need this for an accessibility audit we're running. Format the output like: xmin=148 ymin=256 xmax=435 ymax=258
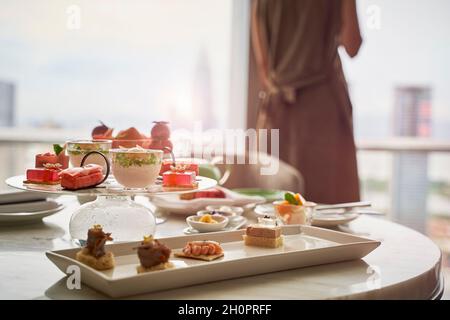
xmin=0 ymin=0 xmax=250 ymax=132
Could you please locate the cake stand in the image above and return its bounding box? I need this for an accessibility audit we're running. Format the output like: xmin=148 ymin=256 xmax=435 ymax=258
xmin=5 ymin=175 xmax=217 ymax=244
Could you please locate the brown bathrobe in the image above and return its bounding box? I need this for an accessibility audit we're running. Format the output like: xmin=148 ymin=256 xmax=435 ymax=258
xmin=252 ymin=0 xmax=360 ymax=204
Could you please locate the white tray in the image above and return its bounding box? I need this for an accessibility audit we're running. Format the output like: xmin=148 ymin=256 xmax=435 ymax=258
xmin=46 ymin=225 xmax=380 ymax=298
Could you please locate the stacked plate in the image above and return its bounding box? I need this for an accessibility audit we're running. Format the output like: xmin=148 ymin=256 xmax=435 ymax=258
xmin=0 ymin=191 xmax=64 ymax=224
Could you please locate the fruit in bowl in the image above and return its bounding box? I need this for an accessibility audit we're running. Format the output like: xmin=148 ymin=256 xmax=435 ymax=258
xmin=151 ymin=121 xmax=170 ymax=140
xmin=92 ymin=121 xmax=114 ymax=140
xmin=274 ymin=192 xmax=316 ymax=225
xmin=113 ymin=127 xmax=151 ymax=148
xmin=150 ymin=121 xmax=172 ymax=154
xmin=186 ymin=214 xmax=229 ymax=233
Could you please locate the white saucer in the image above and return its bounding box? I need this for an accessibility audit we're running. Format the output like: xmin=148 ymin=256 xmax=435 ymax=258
xmin=0 ymin=199 xmax=64 ymax=224
xmin=254 ymin=204 xmax=360 ymax=228
xmin=183 ymin=216 xmax=248 ymax=234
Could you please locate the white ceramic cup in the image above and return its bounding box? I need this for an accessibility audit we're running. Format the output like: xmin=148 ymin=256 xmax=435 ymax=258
xmin=110 ymin=148 xmax=163 ymax=189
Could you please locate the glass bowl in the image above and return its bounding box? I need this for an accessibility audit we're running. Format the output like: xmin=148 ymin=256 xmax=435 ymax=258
xmin=67 ymin=139 xmax=112 ymax=171
xmin=273 ymin=200 xmax=317 ymax=225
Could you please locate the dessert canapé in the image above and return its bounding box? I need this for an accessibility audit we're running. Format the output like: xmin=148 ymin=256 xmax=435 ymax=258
xmin=274 ymin=192 xmax=316 ymax=225
xmin=162 ymin=164 xmax=197 ymax=190
xmin=111 ymin=146 xmax=162 ymax=188
xmin=174 ymin=240 xmax=224 ymax=261
xmin=160 ymin=159 xmax=199 ymax=176
xmin=25 ymin=163 xmax=62 ymax=185
xmin=60 ymin=164 xmax=105 ymax=190
xmin=35 ymin=144 xmax=69 ymax=169
xmin=75 ymin=224 xmax=115 ymax=270
xmin=135 ymin=236 xmax=173 ymax=273
xmin=243 ymin=217 xmax=283 ymax=248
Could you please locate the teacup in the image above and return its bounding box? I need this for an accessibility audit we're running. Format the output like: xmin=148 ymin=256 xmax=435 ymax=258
xmin=110 ymin=147 xmax=163 ymax=189
xmin=67 ymin=139 xmax=112 ymax=172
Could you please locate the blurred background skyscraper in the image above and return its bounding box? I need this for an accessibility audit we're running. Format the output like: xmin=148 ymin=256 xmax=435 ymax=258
xmin=0 ymin=80 xmax=15 ymax=127
xmin=391 ymin=86 xmax=432 ymax=233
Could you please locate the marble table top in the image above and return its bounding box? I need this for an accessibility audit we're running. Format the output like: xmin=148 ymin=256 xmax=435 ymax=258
xmin=0 ymin=195 xmax=443 ymax=300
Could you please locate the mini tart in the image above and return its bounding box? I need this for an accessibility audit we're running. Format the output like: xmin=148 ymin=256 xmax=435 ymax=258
xmin=136 ymin=261 xmax=174 ymax=273
xmin=75 ymin=248 xmax=115 ymax=270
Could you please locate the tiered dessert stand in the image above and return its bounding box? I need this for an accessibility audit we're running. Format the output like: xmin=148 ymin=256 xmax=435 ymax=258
xmin=5 ymin=174 xmax=217 ymax=244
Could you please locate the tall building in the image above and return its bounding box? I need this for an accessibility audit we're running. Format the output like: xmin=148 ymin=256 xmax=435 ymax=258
xmin=0 ymin=80 xmax=15 ymax=127
xmin=391 ymin=86 xmax=431 ymax=233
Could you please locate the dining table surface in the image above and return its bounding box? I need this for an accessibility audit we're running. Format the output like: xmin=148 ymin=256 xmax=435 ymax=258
xmin=0 ymin=194 xmax=443 ymax=300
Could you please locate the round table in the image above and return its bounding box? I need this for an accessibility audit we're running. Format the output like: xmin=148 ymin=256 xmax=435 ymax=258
xmin=0 ymin=195 xmax=443 ymax=300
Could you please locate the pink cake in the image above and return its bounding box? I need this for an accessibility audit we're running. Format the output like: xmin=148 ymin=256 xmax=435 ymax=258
xmin=25 ymin=167 xmax=61 ymax=185
xmin=159 ymin=160 xmax=199 ymax=176
xmin=35 ymin=152 xmax=58 ymax=168
xmin=60 ymin=164 xmax=104 ymax=190
xmin=162 ymin=170 xmax=197 ymax=189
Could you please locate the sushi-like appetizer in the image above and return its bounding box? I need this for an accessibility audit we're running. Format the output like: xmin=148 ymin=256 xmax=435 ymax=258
xmin=174 ymin=240 xmax=224 ymax=261
xmin=75 ymin=224 xmax=115 ymax=270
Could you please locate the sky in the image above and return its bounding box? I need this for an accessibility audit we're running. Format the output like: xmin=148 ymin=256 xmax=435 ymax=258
xmin=0 ymin=0 xmax=449 ymax=139
xmin=341 ymin=0 xmax=450 ymax=139
xmin=0 ymin=0 xmax=233 ymax=132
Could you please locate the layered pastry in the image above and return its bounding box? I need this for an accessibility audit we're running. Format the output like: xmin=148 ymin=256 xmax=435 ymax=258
xmin=243 ymin=217 xmax=283 ymax=248
xmin=60 ymin=164 xmax=105 ymax=190
xmin=135 ymin=236 xmax=173 ymax=273
xmin=35 ymin=144 xmax=69 ymax=169
xmin=25 ymin=163 xmax=62 ymax=185
xmin=179 ymin=187 xmax=225 ymax=200
xmin=75 ymin=224 xmax=115 ymax=270
xmin=174 ymin=240 xmax=224 ymax=261
xmin=162 ymin=164 xmax=198 ymax=190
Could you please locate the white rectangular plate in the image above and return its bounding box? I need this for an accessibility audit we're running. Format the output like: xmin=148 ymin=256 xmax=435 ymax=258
xmin=46 ymin=225 xmax=380 ymax=298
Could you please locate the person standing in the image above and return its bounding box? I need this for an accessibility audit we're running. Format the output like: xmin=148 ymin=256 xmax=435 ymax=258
xmin=251 ymin=0 xmax=362 ymax=204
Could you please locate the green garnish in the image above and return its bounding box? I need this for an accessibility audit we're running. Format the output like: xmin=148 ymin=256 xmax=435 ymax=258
xmin=114 ymin=153 xmax=161 ymax=168
xmin=284 ymin=192 xmax=299 ymax=205
xmin=67 ymin=144 xmax=109 ymax=155
xmin=53 ymin=144 xmax=64 ymax=155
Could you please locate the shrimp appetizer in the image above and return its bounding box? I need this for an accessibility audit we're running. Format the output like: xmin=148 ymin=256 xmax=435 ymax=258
xmin=174 ymin=240 xmax=224 ymax=261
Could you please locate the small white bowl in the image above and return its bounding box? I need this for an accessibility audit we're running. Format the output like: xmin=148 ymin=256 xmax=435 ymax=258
xmin=186 ymin=215 xmax=229 ymax=233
